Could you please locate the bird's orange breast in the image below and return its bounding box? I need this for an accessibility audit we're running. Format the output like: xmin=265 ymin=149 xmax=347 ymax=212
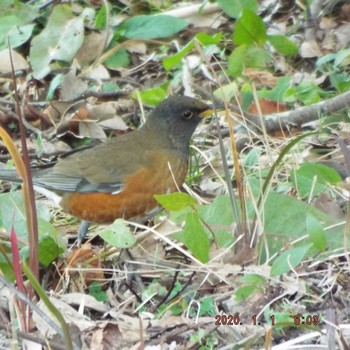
xmin=60 ymin=152 xmax=188 ymax=223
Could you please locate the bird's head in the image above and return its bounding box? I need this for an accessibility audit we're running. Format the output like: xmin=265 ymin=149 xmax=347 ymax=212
xmin=144 ymin=96 xmax=214 ymax=152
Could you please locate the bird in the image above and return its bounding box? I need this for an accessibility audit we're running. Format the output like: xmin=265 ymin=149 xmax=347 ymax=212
xmin=0 ymin=96 xmax=214 ymax=237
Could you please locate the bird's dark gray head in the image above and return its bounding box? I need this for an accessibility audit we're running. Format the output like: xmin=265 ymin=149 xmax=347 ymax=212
xmin=144 ymin=96 xmax=212 ymax=152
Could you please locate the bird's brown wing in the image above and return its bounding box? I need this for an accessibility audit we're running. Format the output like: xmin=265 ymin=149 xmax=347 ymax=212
xmin=33 ymin=132 xmax=148 ymax=194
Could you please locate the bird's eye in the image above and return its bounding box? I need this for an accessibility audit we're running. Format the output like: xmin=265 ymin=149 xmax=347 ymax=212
xmin=182 ymin=110 xmax=193 ymax=120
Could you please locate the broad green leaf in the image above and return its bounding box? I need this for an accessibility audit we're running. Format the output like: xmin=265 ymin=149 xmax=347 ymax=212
xmin=334 ymin=49 xmax=350 ymax=67
xmin=155 ymin=192 xmax=196 ymax=211
xmin=121 ymin=15 xmax=188 ymax=40
xmin=306 ymin=214 xmax=326 ymax=252
xmin=316 ymin=53 xmax=337 ymax=68
xmin=258 ymin=188 xmax=328 ymax=248
xmin=0 ymin=191 xmax=27 ymax=238
xmin=248 ymin=169 xmax=345 ymax=263
xmin=217 ymin=0 xmax=257 ymax=18
xmin=291 ymin=163 xmax=341 ymax=198
xmin=30 ymin=4 xmax=84 ymax=79
xmin=46 ymin=74 xmax=64 ymax=101
xmin=37 ymin=230 xmax=66 ymax=266
xmin=240 ymin=273 xmax=266 ymax=284
xmin=243 ymin=148 xmax=261 ymax=168
xmin=89 ymin=282 xmax=108 ymax=302
xmin=104 ymin=48 xmax=130 ymax=69
xmin=136 ymin=83 xmax=169 ymax=106
xmin=163 ymin=41 xmax=194 ymax=71
xmin=283 ymin=81 xmax=332 ymax=105
xmin=95 ymin=5 xmax=107 ymax=29
xmin=233 ymin=9 xmax=267 ymax=45
xmin=198 ymin=195 xmax=234 ymax=247
xmin=182 ymin=211 xmax=209 ymax=263
xmin=270 ymin=244 xmax=312 ymax=276
xmin=0 ymin=1 xmax=38 ymax=48
xmin=3 ymin=24 xmax=35 ymax=49
xmin=99 ymin=219 xmax=136 ymax=248
xmin=337 ymin=80 xmax=350 ymax=92
xmin=235 ymin=285 xmax=263 ymax=301
xmin=0 ymin=191 xmax=65 ymax=269
xmin=267 ymin=35 xmax=298 ymax=56
xmin=196 ymin=32 xmax=222 ymax=45
xmin=213 ymin=82 xmax=239 ymax=101
xmin=235 ymin=274 xmax=266 ymax=301
xmin=263 ymin=76 xmax=292 ymax=101
xmin=162 ymin=32 xmax=221 ymax=71
xmin=199 ymin=297 xmax=216 ymax=316
xmin=228 ymin=45 xmax=270 ymax=77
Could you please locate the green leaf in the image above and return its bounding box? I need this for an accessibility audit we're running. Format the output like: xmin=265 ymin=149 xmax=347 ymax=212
xmin=0 ymin=191 xmax=65 ymax=267
xmin=283 ymin=82 xmax=331 ymax=105
xmin=248 ymin=173 xmax=346 ymax=261
xmin=99 ymin=219 xmax=136 ymax=248
xmin=37 ymin=230 xmax=66 ymax=266
xmin=270 ymin=244 xmax=312 ymax=276
xmin=121 ymin=15 xmax=188 ymax=40
xmin=137 ymin=83 xmax=169 ymax=106
xmin=0 ymin=1 xmax=38 ymax=48
xmin=197 ymin=195 xmax=234 ymax=247
xmin=235 ymin=285 xmax=262 ymax=301
xmin=267 ymin=35 xmax=298 ymax=56
xmin=162 ymin=32 xmax=221 ymax=71
xmin=199 ymin=297 xmax=216 ymax=316
xmin=264 ymin=76 xmax=292 ymax=101
xmin=0 ymin=191 xmax=56 ymax=239
xmin=334 ymin=49 xmax=350 ymax=67
xmin=216 ymin=0 xmax=257 ymax=18
xmin=104 ymin=48 xmax=130 ymax=68
xmin=240 ymin=273 xmax=266 ymax=285
xmin=213 ymin=82 xmax=239 ymax=102
xmin=233 ymin=9 xmax=267 ymax=45
xmin=46 ymin=74 xmax=64 ymax=101
xmin=89 ymin=282 xmax=108 ymax=302
xmin=291 ymin=163 xmax=342 ymax=198
xmin=182 ymin=211 xmax=209 ymax=263
xmin=163 ymin=41 xmax=194 ymax=71
xmin=306 ymin=214 xmax=327 ymax=252
xmin=0 ymin=191 xmax=28 ymax=239
xmin=155 ymin=192 xmax=196 ymax=211
xmin=4 ymin=24 xmax=35 ymax=49
xmin=243 ymin=148 xmax=261 ymax=168
xmin=228 ymin=45 xmax=270 ymax=77
xmin=95 ymin=5 xmax=107 ymax=29
xmin=30 ymin=4 xmax=84 ymax=79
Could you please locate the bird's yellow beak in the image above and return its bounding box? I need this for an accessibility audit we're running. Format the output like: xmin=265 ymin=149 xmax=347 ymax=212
xmin=200 ymin=107 xmax=224 ymax=118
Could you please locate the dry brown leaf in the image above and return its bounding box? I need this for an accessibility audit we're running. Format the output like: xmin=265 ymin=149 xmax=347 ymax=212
xmin=33 ymin=297 xmax=95 ymax=337
xmin=334 ymin=23 xmax=350 ymax=48
xmin=89 ymin=322 xmax=122 ymax=350
xmin=76 ymin=31 xmax=110 ymax=66
xmin=0 ymin=49 xmax=29 ymax=73
xmin=244 ymin=69 xmax=279 ymax=88
xmin=124 ymin=40 xmax=147 ymax=54
xmin=59 ymin=293 xmax=109 ymax=313
xmin=65 ymin=244 xmax=105 ymax=288
xmin=248 ymin=99 xmax=288 ymax=115
xmin=299 ymin=40 xmax=323 ymax=58
xmin=82 ymin=64 xmax=111 ymax=80
xmin=313 ymin=192 xmax=345 ymax=220
xmin=61 ymin=66 xmax=88 ymax=100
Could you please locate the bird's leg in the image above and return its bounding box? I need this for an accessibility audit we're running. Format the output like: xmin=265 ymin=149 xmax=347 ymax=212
xmin=77 ymin=220 xmax=91 ymax=246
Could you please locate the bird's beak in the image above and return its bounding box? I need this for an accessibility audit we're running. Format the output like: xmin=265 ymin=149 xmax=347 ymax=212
xmin=200 ymin=106 xmax=224 ymax=118
xmin=200 ymin=109 xmax=215 ymax=118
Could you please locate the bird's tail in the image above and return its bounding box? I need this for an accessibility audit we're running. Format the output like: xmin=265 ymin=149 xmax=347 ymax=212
xmin=0 ymin=169 xmax=23 ymax=183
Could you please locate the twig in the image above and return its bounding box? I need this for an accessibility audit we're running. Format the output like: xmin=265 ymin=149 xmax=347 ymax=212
xmin=0 ymin=324 xmax=67 ymax=350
